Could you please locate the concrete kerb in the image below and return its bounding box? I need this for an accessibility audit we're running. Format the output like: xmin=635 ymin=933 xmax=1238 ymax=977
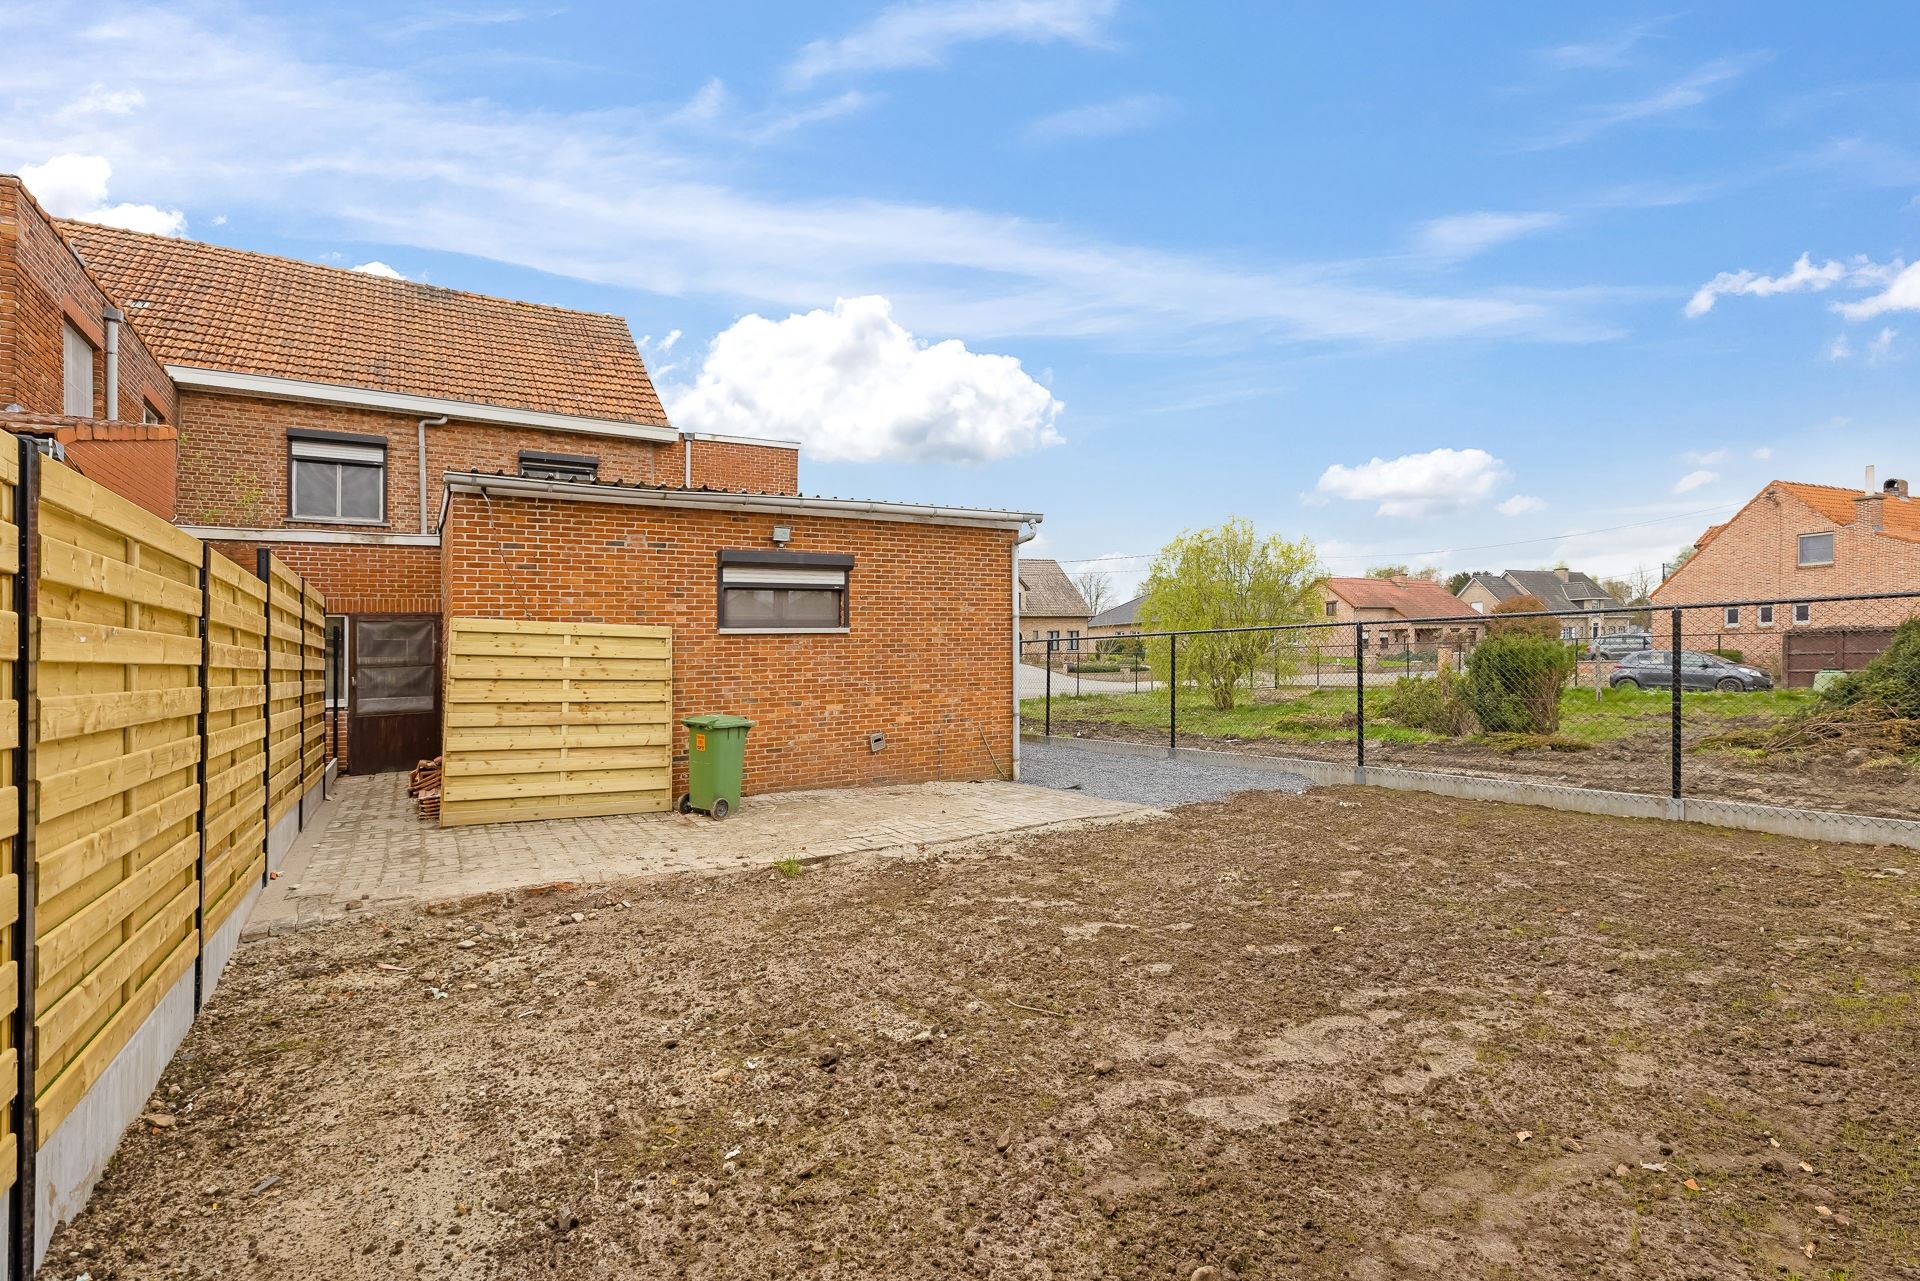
xmin=1037 ymin=734 xmax=1920 ymax=849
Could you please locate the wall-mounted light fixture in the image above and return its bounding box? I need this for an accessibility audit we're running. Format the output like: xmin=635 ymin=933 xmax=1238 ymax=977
xmin=771 ymin=525 xmax=792 ymax=545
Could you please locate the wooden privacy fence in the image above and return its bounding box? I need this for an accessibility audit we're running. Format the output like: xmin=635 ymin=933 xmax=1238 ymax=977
xmin=441 ymin=618 xmax=672 ymax=827
xmin=1 ymin=442 xmax=332 ymax=1275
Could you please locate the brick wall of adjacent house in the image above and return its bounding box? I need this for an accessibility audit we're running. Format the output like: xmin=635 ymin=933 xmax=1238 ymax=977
xmin=0 ymin=414 xmax=179 ymax=518
xmin=442 ymin=492 xmax=1016 ymax=797
xmin=1652 ymin=486 xmax=1920 ymax=672
xmin=1019 ymin=615 xmax=1089 ymax=649
xmin=0 ymin=177 xmax=178 ymax=423
xmin=677 ymin=436 xmax=800 ymax=495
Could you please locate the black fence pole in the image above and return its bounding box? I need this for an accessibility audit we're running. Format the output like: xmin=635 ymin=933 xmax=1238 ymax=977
xmin=10 ymin=437 xmax=40 ymax=1281
xmin=1168 ymin=634 xmax=1179 ymax=755
xmin=193 ymin=545 xmax=211 ymax=1012
xmin=1354 ymin=622 xmax=1366 ymax=770
xmin=1043 ymin=638 xmax=1053 ymax=738
xmin=257 ymin=548 xmax=273 ymax=887
xmin=1670 ymin=606 xmax=1684 ymax=800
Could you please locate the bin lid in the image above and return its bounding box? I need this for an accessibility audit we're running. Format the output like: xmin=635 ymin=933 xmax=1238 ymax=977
xmin=683 ymin=713 xmax=756 ymax=731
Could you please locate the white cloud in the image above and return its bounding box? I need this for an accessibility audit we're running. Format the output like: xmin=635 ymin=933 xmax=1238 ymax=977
xmin=1023 ymin=93 xmax=1174 ymax=144
xmin=1672 ymin=468 xmax=1719 ymax=494
xmin=788 ymin=0 xmax=1116 ymax=85
xmin=1867 ymin=326 xmax=1898 ymax=360
xmin=1314 ymin=447 xmax=1511 ymax=518
xmin=1528 ymin=57 xmax=1757 ymax=150
xmin=16 ymin=153 xmax=185 ymax=235
xmin=1414 ymin=211 xmax=1562 ymax=262
xmin=1683 ymin=448 xmax=1729 ymax=465
xmin=58 ymin=85 xmax=145 ymax=118
xmin=1497 ymin=494 xmax=1546 ymax=517
xmin=1834 ymin=262 xmax=1920 ymax=321
xmin=1538 ymin=20 xmax=1667 ymax=70
xmin=0 ymin=3 xmax=1608 ymax=351
xmin=669 ymin=295 xmax=1064 ymax=463
xmin=350 ymin=260 xmax=405 ymax=279
xmin=1827 ymin=332 xmax=1854 ymax=361
xmin=670 ymin=78 xmax=876 ymax=144
xmin=1826 ymin=325 xmax=1900 ymax=363
xmin=1752 ymin=446 xmax=1772 ymax=461
xmin=1684 ymin=252 xmax=1892 ymax=317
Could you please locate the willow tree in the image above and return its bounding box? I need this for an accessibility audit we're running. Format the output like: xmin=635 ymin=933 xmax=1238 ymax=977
xmin=1136 ymin=518 xmax=1323 ymax=709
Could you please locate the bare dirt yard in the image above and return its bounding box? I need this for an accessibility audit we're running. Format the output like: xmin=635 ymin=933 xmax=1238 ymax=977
xmin=42 ymin=789 xmax=1920 ymax=1280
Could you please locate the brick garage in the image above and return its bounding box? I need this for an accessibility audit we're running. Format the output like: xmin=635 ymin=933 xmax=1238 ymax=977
xmin=441 ymin=478 xmax=1028 ymax=797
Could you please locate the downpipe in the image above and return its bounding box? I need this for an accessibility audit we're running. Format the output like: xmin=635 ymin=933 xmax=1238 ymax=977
xmin=417 ymin=416 xmax=448 ymax=534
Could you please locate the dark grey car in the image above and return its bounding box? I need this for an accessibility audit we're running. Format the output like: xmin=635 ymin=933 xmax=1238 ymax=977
xmin=1608 ymin=649 xmax=1774 ymax=692
xmin=1584 ymin=631 xmax=1652 ymax=660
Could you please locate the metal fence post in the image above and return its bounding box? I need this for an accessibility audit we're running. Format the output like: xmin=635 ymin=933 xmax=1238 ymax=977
xmin=1670 ymin=606 xmax=1683 ymax=800
xmin=11 ymin=437 xmax=40 ymax=1278
xmin=193 ymin=545 xmax=211 ymax=1012
xmin=1168 ymin=634 xmax=1179 ymax=755
xmin=1354 ymin=622 xmax=1366 ymax=770
xmin=1043 ymin=638 xmax=1052 ymax=738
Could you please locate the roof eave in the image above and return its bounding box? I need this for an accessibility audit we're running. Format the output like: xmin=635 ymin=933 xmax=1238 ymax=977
xmin=166 ymin=365 xmax=678 ymax=443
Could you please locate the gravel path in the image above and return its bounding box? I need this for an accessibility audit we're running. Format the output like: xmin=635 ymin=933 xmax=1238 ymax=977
xmin=1017 ymin=737 xmax=1309 ymax=806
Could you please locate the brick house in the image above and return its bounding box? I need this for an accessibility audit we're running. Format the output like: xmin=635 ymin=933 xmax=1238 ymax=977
xmin=1652 ymin=473 xmax=1920 ymax=682
xmin=1317 ymin=576 xmax=1484 ymax=654
xmin=2 ymin=174 xmax=1041 ymax=793
xmin=1016 ymin=557 xmax=1091 ymax=653
xmin=1457 ymin=568 xmax=1635 ymax=640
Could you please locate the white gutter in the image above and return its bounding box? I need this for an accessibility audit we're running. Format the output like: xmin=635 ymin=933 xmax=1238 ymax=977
xmin=165 ymin=365 xmax=678 ymax=443
xmin=439 ymin=471 xmax=1043 ymax=531
xmin=1012 ymin=519 xmax=1039 ymax=780
xmin=103 ymin=307 xmax=124 ymax=420
xmin=681 ymin=431 xmax=802 ymax=451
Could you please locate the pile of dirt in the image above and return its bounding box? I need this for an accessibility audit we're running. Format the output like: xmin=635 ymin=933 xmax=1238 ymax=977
xmin=39 ymin=788 xmax=1919 ymax=1279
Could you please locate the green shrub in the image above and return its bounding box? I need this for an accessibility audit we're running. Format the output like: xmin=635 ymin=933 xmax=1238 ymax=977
xmin=1464 ymin=632 xmax=1577 ymax=734
xmin=1381 ymin=665 xmax=1472 ymax=735
xmin=1821 ymin=618 xmax=1920 ymax=719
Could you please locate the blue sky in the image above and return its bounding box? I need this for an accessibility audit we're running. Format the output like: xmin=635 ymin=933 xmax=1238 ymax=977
xmin=5 ymin=1 xmax=1919 ymax=595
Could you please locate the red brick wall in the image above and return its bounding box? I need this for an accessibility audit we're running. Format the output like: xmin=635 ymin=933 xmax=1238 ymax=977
xmin=676 ymin=436 xmax=800 ymax=495
xmin=1653 ymin=486 xmax=1920 ymax=671
xmin=442 ymin=492 xmax=1016 ymax=796
xmin=1 ymin=415 xmax=179 ymax=518
xmin=0 ymin=177 xmax=177 ymax=423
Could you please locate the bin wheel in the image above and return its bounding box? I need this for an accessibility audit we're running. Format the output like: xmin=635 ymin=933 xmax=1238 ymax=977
xmin=711 ymin=797 xmax=732 ymax=820
xmin=677 ymin=794 xmax=692 ymax=815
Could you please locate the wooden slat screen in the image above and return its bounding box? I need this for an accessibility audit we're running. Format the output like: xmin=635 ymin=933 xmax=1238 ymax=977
xmin=299 ymin=583 xmax=326 ymax=798
xmin=0 ymin=445 xmax=19 ymax=1195
xmin=30 ymin=458 xmax=205 ymax=1137
xmin=202 ymin=553 xmax=267 ymax=934
xmin=263 ymin=555 xmax=304 ymax=829
xmin=441 ymin=618 xmax=672 ymax=827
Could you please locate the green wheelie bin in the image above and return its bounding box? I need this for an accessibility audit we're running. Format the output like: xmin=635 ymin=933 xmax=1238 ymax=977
xmin=679 ymin=713 xmax=754 ymax=818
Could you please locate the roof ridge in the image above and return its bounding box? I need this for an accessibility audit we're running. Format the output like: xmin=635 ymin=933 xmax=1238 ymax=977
xmin=54 ymin=217 xmax=635 ymax=326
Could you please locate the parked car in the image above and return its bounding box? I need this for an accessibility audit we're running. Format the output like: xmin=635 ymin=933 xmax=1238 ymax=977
xmin=1608 ymin=650 xmax=1774 ymax=692
xmin=1584 ymin=631 xmax=1652 ymax=660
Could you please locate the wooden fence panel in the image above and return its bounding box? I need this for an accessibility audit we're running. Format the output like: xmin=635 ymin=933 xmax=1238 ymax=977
xmin=0 ymin=446 xmax=19 ymax=1201
xmin=262 ymin=555 xmax=304 ymax=830
xmin=299 ymin=584 xmax=326 ymax=799
xmin=202 ymin=553 xmax=267 ymax=935
xmin=29 ymin=458 xmax=204 ymax=1138
xmin=441 ymin=618 xmax=672 ymax=827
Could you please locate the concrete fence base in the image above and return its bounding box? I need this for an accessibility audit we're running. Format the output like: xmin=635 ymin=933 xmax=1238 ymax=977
xmin=1041 ymin=735 xmax=1920 ymax=849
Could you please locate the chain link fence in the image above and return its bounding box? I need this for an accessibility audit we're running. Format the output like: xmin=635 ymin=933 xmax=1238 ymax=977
xmin=1022 ymin=590 xmax=1920 ymax=834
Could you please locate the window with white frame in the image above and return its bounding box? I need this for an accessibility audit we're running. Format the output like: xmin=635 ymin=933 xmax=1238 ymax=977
xmin=1797 ymin=532 xmax=1835 ymax=567
xmin=1724 ymin=606 xmax=1739 ymax=627
xmin=717 ymin=550 xmax=851 ymax=632
xmin=289 ymin=430 xmax=386 ymax=523
xmin=1068 ymin=629 xmax=1080 ymax=651
xmin=1758 ymin=604 xmax=1774 ymax=626
xmin=62 ymin=322 xmax=95 ymax=417
xmin=1793 ymin=603 xmax=1811 ymax=624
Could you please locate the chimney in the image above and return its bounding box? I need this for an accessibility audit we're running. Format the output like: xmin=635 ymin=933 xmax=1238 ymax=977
xmin=1865 ymin=464 xmax=1876 ymax=493
xmin=1553 ymin=566 xmax=1570 ymax=582
xmin=1855 ymin=489 xmax=1886 ymax=532
xmin=1886 ymin=477 xmax=1910 ymax=499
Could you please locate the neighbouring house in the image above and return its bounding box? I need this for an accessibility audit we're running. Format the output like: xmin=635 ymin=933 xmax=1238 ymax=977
xmin=1318 ymin=576 xmax=1484 ymax=654
xmin=2 ymin=174 xmax=1040 ymax=793
xmin=1018 ymin=557 xmax=1091 ymax=653
xmin=1457 ymin=568 xmax=1636 ymax=641
xmin=1086 ymin=592 xmax=1145 ymax=644
xmin=1652 ymin=471 xmax=1920 ymax=684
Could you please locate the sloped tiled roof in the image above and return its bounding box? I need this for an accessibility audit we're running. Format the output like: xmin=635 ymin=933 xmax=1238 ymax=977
xmin=1775 ymin=480 xmax=1920 ymax=543
xmin=56 ymin=220 xmax=669 ymax=426
xmin=1463 ymin=572 xmax=1518 ymax=602
xmin=1018 ymin=558 xmax=1091 ymax=618
xmin=1324 ymin=576 xmax=1466 ymax=620
xmin=1089 ymin=594 xmax=1143 ymax=628
xmin=1503 ymin=568 xmax=1623 ymax=613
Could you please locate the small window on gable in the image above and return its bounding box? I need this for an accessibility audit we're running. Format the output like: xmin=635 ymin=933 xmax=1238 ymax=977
xmin=718 ymin=550 xmax=851 ymax=632
xmin=141 ymin=400 xmax=164 ymax=425
xmin=1323 ymin=599 xmax=1338 ymax=617
xmin=62 ymin=322 xmax=95 ymax=417
xmin=518 ymin=450 xmax=599 ymax=482
xmin=1724 ymin=607 xmax=1739 ymax=627
xmin=1794 ymin=603 xmax=1811 ymax=624
xmin=1757 ymin=604 xmax=1774 ymax=626
xmin=289 ymin=429 xmax=386 ymax=524
xmin=1797 ymin=532 xmax=1835 ymax=567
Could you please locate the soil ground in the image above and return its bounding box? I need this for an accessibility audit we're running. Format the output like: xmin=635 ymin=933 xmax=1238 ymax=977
xmin=42 ymin=788 xmax=1920 ymax=1280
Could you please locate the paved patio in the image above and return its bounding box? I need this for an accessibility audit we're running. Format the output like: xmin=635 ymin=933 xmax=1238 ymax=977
xmin=245 ymin=772 xmax=1155 ymax=935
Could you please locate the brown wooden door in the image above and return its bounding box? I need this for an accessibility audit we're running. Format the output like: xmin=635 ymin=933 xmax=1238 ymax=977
xmin=349 ymin=613 xmax=441 ymax=773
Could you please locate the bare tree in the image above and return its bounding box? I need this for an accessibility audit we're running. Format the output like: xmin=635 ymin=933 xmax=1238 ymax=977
xmin=1074 ymin=568 xmax=1114 ymax=616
